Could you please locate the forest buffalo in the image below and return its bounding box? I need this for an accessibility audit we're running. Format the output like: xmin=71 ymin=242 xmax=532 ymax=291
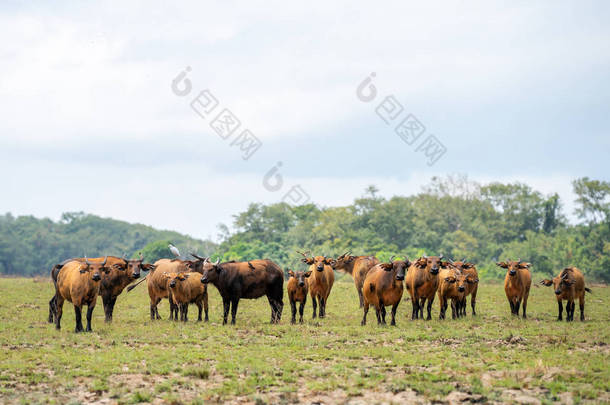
xmin=298 ymin=251 xmax=334 ymax=319
xmin=199 ymin=258 xmax=284 ymax=325
xmin=330 ymin=252 xmax=379 ymax=308
xmin=361 ymin=256 xmax=410 ymax=326
xmin=53 ymin=257 xmax=108 ymax=332
xmin=497 ymin=259 xmax=532 ymax=318
xmin=541 ymin=267 xmax=592 ymax=321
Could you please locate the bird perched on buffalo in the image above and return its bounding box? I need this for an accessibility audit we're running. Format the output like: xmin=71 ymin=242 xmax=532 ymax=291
xmin=169 ymin=244 xmax=180 ymax=260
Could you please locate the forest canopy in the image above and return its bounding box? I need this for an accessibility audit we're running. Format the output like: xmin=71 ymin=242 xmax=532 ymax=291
xmin=1 ymin=176 xmax=608 ymax=281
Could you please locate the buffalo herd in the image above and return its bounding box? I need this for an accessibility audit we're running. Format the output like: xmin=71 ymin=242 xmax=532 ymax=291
xmin=47 ymin=251 xmax=593 ymax=333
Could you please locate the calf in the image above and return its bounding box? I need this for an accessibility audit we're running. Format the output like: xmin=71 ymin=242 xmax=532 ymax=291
xmin=450 ymin=260 xmax=479 ymax=316
xmin=437 ymin=267 xmax=468 ymax=320
xmin=165 ymin=272 xmax=209 ymax=322
xmin=405 ymin=255 xmax=449 ymax=320
xmin=53 ymin=257 xmax=108 ymax=332
xmin=361 ymin=256 xmax=410 ymax=326
xmin=287 ymin=270 xmax=311 ymax=324
xmin=200 ymin=258 xmax=284 ymax=325
xmin=541 ymin=267 xmax=592 ymax=321
xmin=148 ymin=258 xmax=191 ymax=320
xmin=497 ymin=259 xmax=532 ymax=318
xmin=330 ymin=252 xmax=379 ymax=308
xmin=298 ymin=251 xmax=334 ymax=319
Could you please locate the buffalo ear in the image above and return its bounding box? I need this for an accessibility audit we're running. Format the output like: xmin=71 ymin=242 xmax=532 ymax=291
xmin=519 ymin=262 xmax=531 ymax=269
xmin=540 ymin=279 xmax=552 ymax=286
xmin=142 ymin=264 xmax=155 ymax=272
xmin=496 ymin=261 xmax=508 ymax=269
xmin=563 ymin=279 xmax=574 ymax=286
xmin=346 ymin=256 xmax=355 ymax=263
xmin=303 ymin=271 xmax=312 ymax=278
xmin=215 ymin=265 xmax=223 ymax=273
xmin=288 ymin=270 xmax=295 ymax=277
xmin=184 ymin=274 xmax=190 ymax=279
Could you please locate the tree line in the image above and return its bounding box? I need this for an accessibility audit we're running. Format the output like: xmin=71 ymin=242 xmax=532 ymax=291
xmin=0 ymin=176 xmax=608 ymax=281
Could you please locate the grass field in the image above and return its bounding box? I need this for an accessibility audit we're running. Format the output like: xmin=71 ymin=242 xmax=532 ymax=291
xmin=0 ymin=276 xmax=608 ymax=404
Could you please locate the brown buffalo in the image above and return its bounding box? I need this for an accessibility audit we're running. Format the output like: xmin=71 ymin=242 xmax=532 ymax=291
xmin=148 ymin=258 xmax=192 ymax=320
xmin=287 ymin=269 xmax=311 ymax=324
xmin=298 ymin=251 xmax=335 ymax=318
xmin=497 ymin=259 xmax=532 ymax=318
xmin=199 ymin=258 xmax=284 ymax=325
xmin=437 ymin=267 xmax=468 ymax=320
xmin=449 ymin=260 xmax=479 ymax=316
xmin=53 ymin=257 xmax=108 ymax=332
xmin=361 ymin=256 xmax=410 ymax=326
xmin=405 ymin=255 xmax=449 ymax=320
xmin=48 ymin=254 xmax=155 ymax=323
xmin=330 ymin=252 xmax=379 ymax=308
xmin=541 ymin=267 xmax=592 ymax=321
xmin=165 ymin=272 xmax=209 ymax=322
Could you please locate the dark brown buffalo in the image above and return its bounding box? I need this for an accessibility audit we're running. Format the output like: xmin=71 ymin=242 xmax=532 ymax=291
xmin=287 ymin=269 xmax=311 ymax=324
xmin=361 ymin=256 xmax=410 ymax=326
xmin=53 ymin=257 xmax=109 ymax=332
xmin=298 ymin=251 xmax=334 ymax=319
xmin=449 ymin=260 xmax=479 ymax=316
xmin=330 ymin=252 xmax=379 ymax=308
xmin=497 ymin=259 xmax=532 ymax=318
xmin=199 ymin=258 xmax=284 ymax=325
xmin=541 ymin=267 xmax=592 ymax=321
xmin=405 ymin=255 xmax=450 ymax=320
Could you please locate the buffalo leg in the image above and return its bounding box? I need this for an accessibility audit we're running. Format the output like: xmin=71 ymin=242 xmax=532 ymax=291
xmin=426 ymin=297 xmax=434 ymax=320
xmin=380 ymin=301 xmax=386 ymax=325
xmin=361 ymin=302 xmax=369 ymax=326
xmin=150 ymin=299 xmax=157 ymax=321
xmin=514 ymin=300 xmax=521 ymax=317
xmin=299 ymin=300 xmax=305 ymax=323
xmin=196 ymin=301 xmax=203 ymax=322
xmin=48 ymin=295 xmax=56 ymax=323
xmin=357 ymin=288 xmax=364 ymax=308
xmin=230 ymin=298 xmax=239 ymax=325
xmin=74 ymin=305 xmax=83 ymax=333
xmin=509 ymin=300 xmax=515 ymax=315
xmin=450 ymin=300 xmax=457 ymax=319
xmin=203 ymin=292 xmax=209 ymax=322
xmin=222 ymin=298 xmax=230 ymax=324
xmin=86 ymin=304 xmax=94 ymax=332
xmin=312 ymin=296 xmax=318 ymax=319
xmin=319 ymin=297 xmax=326 ymax=318
xmin=55 ymin=296 xmax=64 ymax=330
xmin=108 ymin=296 xmax=117 ymax=322
xmin=522 ymin=295 xmax=528 ymax=319
xmin=374 ymin=305 xmax=382 ymax=325
xmin=567 ymin=300 xmax=574 ymax=322
xmin=579 ymin=297 xmax=585 ymax=321
xmin=102 ymin=295 xmax=111 ymax=322
xmin=419 ymin=297 xmax=426 ymax=319
xmin=557 ymin=301 xmax=563 ymax=321
xmin=390 ymin=303 xmax=398 ymax=326
xmin=439 ymin=297 xmax=446 ymax=320
xmin=290 ymin=300 xmax=297 ymax=324
xmin=411 ymin=298 xmax=419 ymax=320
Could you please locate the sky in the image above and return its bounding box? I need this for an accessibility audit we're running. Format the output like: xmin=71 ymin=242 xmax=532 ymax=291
xmin=1 ymin=1 xmax=608 ymax=241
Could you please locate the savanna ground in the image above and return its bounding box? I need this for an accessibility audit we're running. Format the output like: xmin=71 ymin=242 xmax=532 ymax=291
xmin=0 ymin=275 xmax=608 ymax=405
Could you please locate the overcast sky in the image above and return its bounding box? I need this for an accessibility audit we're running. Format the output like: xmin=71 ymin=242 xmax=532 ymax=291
xmin=1 ymin=1 xmax=608 ymax=241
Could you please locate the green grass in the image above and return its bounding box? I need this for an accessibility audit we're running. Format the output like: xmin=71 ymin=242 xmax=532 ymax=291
xmin=0 ymin=277 xmax=608 ymax=403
